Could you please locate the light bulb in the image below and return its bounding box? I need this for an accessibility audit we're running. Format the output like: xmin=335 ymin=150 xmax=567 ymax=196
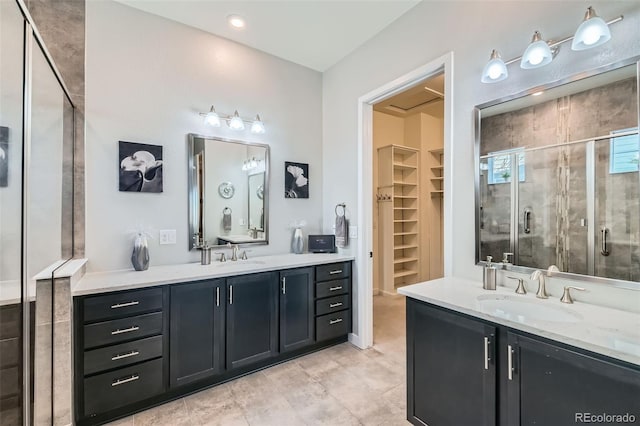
xmin=572 ymin=7 xmax=611 ymax=51
xmin=229 ymin=110 xmax=245 ymax=131
xmin=227 ymin=15 xmax=246 ymax=29
xmin=481 ymin=50 xmax=508 ymax=83
xmin=520 ymin=32 xmax=553 ymax=69
xmin=204 ymin=106 xmax=221 ymax=127
xmin=250 ymin=114 xmax=265 ymax=134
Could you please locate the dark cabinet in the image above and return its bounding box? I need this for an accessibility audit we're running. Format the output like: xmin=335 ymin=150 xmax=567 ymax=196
xmin=226 ymin=272 xmax=278 ymax=370
xmin=169 ymin=279 xmax=225 ymax=387
xmin=507 ymin=332 xmax=640 ymax=426
xmin=406 ymin=298 xmax=640 ymax=426
xmin=279 ymin=267 xmax=315 ymax=353
xmin=407 ymin=299 xmax=496 ymax=426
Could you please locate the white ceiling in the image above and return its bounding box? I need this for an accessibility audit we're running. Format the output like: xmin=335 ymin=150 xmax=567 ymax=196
xmin=114 ymin=0 xmax=421 ymax=72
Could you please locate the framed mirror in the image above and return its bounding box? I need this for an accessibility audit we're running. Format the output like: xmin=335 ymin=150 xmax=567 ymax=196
xmin=188 ymin=134 xmax=269 ymax=250
xmin=475 ymin=58 xmax=639 ymax=287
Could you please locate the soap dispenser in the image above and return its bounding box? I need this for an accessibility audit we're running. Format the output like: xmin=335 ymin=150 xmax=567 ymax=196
xmin=483 ymin=256 xmax=497 ymax=290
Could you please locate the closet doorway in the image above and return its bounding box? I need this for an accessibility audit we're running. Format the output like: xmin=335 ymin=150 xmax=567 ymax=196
xmin=371 ymin=72 xmax=445 ymax=347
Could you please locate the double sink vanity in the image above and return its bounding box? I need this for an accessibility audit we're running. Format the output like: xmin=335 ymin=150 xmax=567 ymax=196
xmin=71 ymin=254 xmax=353 ymax=425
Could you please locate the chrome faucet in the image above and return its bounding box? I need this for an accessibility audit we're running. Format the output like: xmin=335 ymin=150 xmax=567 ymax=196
xmin=530 ymin=270 xmax=548 ymax=299
xmin=230 ymin=244 xmax=239 ymax=261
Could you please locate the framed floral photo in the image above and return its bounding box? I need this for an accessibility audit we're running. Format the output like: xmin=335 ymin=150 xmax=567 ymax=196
xmin=285 ymin=161 xmax=308 ymax=199
xmin=119 ymin=141 xmax=163 ymax=193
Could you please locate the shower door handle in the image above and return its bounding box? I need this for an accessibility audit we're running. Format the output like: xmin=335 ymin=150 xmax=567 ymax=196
xmin=523 ymin=209 xmax=532 ymax=234
xmin=600 ymin=227 xmax=610 ymax=256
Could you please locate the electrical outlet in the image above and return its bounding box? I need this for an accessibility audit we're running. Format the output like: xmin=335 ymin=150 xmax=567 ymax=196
xmin=349 ymin=225 xmax=358 ymax=239
xmin=239 ymin=218 xmax=246 ymax=226
xmin=159 ymin=229 xmax=176 ymax=245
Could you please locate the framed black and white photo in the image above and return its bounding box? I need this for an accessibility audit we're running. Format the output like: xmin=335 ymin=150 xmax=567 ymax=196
xmin=119 ymin=141 xmax=163 ymax=193
xmin=285 ymin=161 xmax=309 ymax=198
xmin=0 ymin=127 xmax=8 ymax=187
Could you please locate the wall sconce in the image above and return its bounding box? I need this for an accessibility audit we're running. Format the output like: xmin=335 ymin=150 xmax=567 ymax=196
xmin=242 ymin=157 xmax=260 ymax=171
xmin=481 ymin=6 xmax=623 ymax=83
xmin=199 ymin=105 xmax=266 ymax=134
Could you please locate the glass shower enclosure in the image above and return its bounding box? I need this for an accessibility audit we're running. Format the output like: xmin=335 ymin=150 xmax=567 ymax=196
xmin=0 ymin=0 xmax=76 ymax=424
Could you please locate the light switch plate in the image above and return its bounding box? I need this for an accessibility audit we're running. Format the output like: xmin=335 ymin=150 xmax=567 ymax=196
xmin=239 ymin=218 xmax=246 ymax=226
xmin=349 ymin=225 xmax=358 ymax=239
xmin=159 ymin=229 xmax=176 ymax=245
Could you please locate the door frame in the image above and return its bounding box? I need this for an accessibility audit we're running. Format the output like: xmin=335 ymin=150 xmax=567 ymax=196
xmin=353 ymin=52 xmax=454 ymax=349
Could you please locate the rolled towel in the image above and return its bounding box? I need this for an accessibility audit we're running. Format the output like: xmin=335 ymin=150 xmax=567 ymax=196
xmin=335 ymin=214 xmax=348 ymax=248
xmin=223 ymin=207 xmax=232 ymax=232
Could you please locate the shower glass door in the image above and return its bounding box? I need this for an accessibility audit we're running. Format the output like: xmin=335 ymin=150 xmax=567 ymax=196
xmin=594 ymin=134 xmax=640 ymax=281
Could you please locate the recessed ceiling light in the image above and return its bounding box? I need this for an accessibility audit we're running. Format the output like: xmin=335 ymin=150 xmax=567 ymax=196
xmin=227 ymin=14 xmax=246 ymax=29
xmin=532 ymin=91 xmax=544 ymax=96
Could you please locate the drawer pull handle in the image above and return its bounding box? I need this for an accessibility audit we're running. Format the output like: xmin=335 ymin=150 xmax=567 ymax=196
xmin=111 ymin=350 xmax=140 ymax=361
xmin=111 ymin=374 xmax=140 ymax=387
xmin=508 ymin=344 xmax=514 ymax=381
xmin=329 ymin=270 xmax=343 ymax=275
xmin=111 ymin=326 xmax=139 ymax=335
xmin=329 ymin=286 xmax=343 ymax=292
xmin=329 ymin=302 xmax=343 ymax=308
xmin=110 ymin=301 xmax=139 ymax=309
xmin=329 ymin=318 xmax=343 ymax=325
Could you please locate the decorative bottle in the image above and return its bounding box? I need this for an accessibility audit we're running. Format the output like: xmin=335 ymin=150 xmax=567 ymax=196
xmin=131 ymin=232 xmax=150 ymax=271
xmin=292 ymin=227 xmax=304 ymax=254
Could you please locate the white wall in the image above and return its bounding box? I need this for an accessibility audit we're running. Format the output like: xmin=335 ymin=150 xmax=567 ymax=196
xmin=85 ymin=1 xmax=323 ymax=272
xmin=322 ymin=1 xmax=640 ymax=283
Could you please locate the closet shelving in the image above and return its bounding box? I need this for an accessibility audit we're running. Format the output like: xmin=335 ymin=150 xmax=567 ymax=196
xmin=429 ymin=148 xmax=444 ymax=197
xmin=377 ymin=144 xmax=421 ymax=292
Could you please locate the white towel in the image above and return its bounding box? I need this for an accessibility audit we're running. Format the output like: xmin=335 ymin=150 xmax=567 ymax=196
xmin=335 ymin=214 xmax=348 ymax=248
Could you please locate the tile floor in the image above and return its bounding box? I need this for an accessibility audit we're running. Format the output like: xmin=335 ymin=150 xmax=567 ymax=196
xmin=107 ymin=295 xmax=408 ymax=426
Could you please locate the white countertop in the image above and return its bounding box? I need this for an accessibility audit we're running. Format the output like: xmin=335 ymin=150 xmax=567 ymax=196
xmin=73 ymin=253 xmax=354 ymax=297
xmin=398 ymin=277 xmax=640 ymax=366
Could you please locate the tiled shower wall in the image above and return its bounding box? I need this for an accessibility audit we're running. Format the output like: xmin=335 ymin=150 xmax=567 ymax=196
xmin=480 ymin=77 xmax=638 ymax=281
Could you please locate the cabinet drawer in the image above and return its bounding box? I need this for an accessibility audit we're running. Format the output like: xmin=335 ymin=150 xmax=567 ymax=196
xmin=316 ymin=278 xmax=350 ymax=299
xmin=83 ymin=358 xmax=163 ymax=417
xmin=84 ymin=312 xmax=163 ymax=349
xmin=316 ymin=262 xmax=351 ymax=282
xmin=316 ymin=311 xmax=351 ymax=342
xmin=83 ymin=288 xmax=163 ymax=323
xmin=316 ymin=295 xmax=350 ymax=316
xmin=84 ymin=335 xmax=163 ymax=376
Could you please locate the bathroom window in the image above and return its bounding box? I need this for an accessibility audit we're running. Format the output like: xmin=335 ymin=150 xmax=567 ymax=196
xmin=610 ymin=128 xmax=639 ymax=174
xmin=488 ymin=149 xmax=525 ymax=184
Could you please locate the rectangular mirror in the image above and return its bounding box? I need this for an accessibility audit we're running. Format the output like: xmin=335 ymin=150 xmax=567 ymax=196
xmin=475 ymin=58 xmax=639 ymax=286
xmin=188 ymin=134 xmax=269 ymax=250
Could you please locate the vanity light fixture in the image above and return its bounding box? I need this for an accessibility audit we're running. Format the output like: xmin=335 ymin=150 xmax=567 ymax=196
xmin=520 ymin=31 xmax=554 ymax=69
xmin=199 ymin=106 xmax=266 ymax=134
xmin=229 ymin=110 xmax=245 ymax=131
xmin=481 ymin=7 xmax=623 ymax=83
xmin=572 ymin=6 xmax=611 ymax=51
xmin=251 ymin=115 xmax=266 ymax=134
xmin=203 ymin=106 xmax=221 ymax=127
xmin=481 ymin=50 xmax=508 ymax=83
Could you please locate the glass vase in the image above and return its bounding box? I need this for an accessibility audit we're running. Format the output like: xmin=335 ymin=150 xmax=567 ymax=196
xmin=292 ymin=228 xmax=304 ymax=254
xmin=131 ymin=233 xmax=150 ymax=271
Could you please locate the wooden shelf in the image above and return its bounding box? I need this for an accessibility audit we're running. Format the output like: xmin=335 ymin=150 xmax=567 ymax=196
xmin=394 ymin=257 xmax=418 ymax=264
xmin=394 ymin=269 xmax=418 ymax=279
xmin=431 ymin=165 xmax=444 ymax=170
xmin=378 ymin=144 xmax=422 ymax=291
xmin=429 ymin=148 xmax=444 ymax=154
xmin=430 ymin=177 xmax=444 ymax=181
xmin=395 ymin=244 xmax=418 ymax=250
xmin=394 ymin=163 xmax=417 ymax=170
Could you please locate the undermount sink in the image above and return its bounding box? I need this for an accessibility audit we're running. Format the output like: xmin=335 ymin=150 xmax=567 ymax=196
xmin=476 ymin=294 xmax=583 ymax=324
xmin=216 ymin=260 xmax=266 ymax=267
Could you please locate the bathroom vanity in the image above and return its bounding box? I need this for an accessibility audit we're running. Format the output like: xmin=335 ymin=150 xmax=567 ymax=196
xmin=71 ymin=254 xmax=352 ymax=425
xmin=400 ymin=278 xmax=640 ymax=426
